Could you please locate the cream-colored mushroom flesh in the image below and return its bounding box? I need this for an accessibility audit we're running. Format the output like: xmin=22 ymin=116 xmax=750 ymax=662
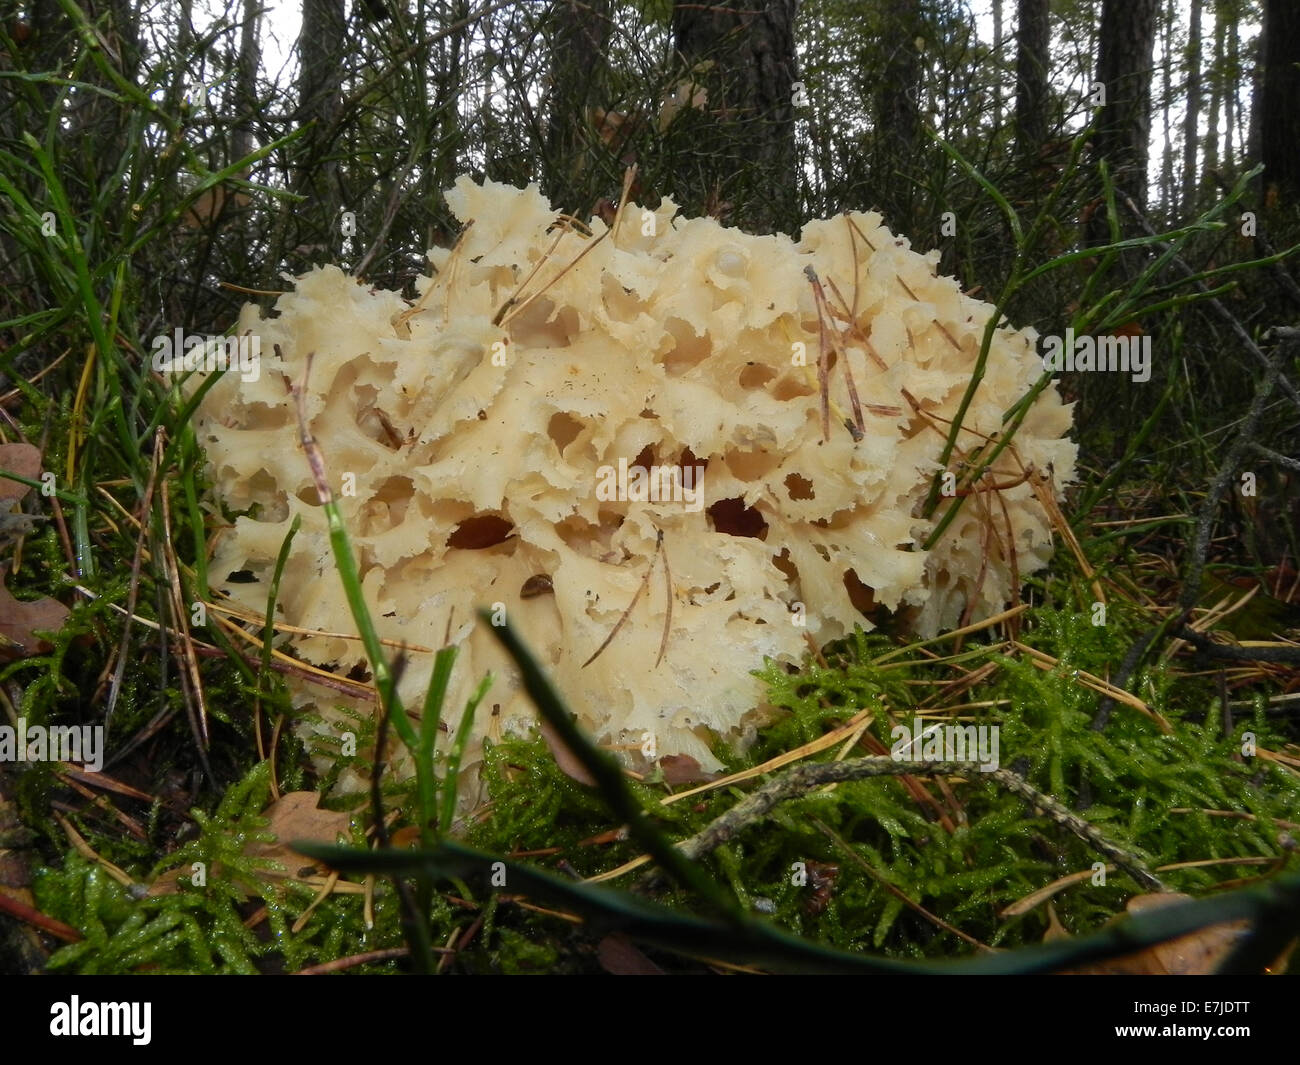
xmin=194 ymin=177 xmax=1076 ymax=789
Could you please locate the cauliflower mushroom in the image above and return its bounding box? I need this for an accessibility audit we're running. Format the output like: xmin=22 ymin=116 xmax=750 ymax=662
xmin=193 ymin=176 xmax=1077 ymax=791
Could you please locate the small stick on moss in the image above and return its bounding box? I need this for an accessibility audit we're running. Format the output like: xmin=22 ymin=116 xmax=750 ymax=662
xmin=1176 ymin=626 xmax=1300 ymax=664
xmin=638 ymin=756 xmax=1165 ymax=894
xmin=0 ymin=890 xmax=82 ymax=944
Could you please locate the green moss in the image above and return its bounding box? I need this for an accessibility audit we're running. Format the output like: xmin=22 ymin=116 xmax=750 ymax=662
xmin=491 ymin=927 xmax=559 ymax=974
xmin=33 ymin=761 xmax=406 ymax=974
xmin=449 ymin=600 xmax=1298 ymax=966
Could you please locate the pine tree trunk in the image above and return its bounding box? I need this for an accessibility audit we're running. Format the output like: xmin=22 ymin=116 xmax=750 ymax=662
xmin=543 ymin=0 xmax=613 ymax=208
xmin=670 ymin=0 xmax=800 ymax=234
xmin=1182 ymin=0 xmax=1201 ymax=215
xmin=873 ymin=0 xmax=924 ymax=228
xmin=234 ymin=0 xmax=261 ymax=166
xmin=1261 ymin=0 xmax=1300 ymax=203
xmin=1159 ymin=0 xmax=1174 ymax=213
xmin=993 ymin=0 xmax=1004 ymax=131
xmin=1224 ymin=5 xmax=1238 ymax=178
xmin=1093 ymin=0 xmax=1159 ymax=214
xmin=431 ymin=1 xmax=470 ymax=206
xmin=1205 ymin=4 xmax=1223 ymax=177
xmin=1246 ymin=9 xmax=1263 ymax=178
xmin=297 ymin=0 xmax=346 ymax=218
xmin=1013 ymin=0 xmax=1050 ymax=157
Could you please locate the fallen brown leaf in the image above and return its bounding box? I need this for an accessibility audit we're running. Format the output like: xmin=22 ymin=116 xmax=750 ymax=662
xmin=0 ymin=443 xmax=40 ymax=503
xmin=1053 ymin=892 xmax=1274 ymax=975
xmin=0 ymin=569 xmax=69 ymax=658
xmin=539 ymin=718 xmax=597 ymax=787
xmin=148 ymin=791 xmax=354 ymax=897
xmin=658 ymin=753 xmax=716 ymax=786
xmin=596 ymin=932 xmax=665 ymax=975
xmin=247 ymin=790 xmax=354 ymax=871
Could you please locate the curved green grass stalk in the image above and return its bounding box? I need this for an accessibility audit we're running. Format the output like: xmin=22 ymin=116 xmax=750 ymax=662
xmin=258 ymin=515 xmax=302 ymax=704
xmin=920 ymin=154 xmax=1271 ymax=553
xmin=417 ymin=647 xmax=458 ymax=845
xmin=297 ymin=838 xmax=1300 ymax=976
xmin=440 ymin=673 xmax=493 ymax=834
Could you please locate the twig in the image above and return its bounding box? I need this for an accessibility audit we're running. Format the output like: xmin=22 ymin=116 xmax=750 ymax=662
xmin=0 ymin=891 xmax=82 ymax=944
xmin=1091 ymin=625 xmax=1159 ymax=731
xmin=1095 ymin=329 xmax=1296 ymax=730
xmin=1249 ymin=442 xmax=1300 ymax=473
xmin=354 ymin=161 xmax=414 ymax=280
xmin=1177 ymin=626 xmax=1300 ymax=665
xmin=655 ymin=530 xmax=672 ymax=668
xmin=638 ymin=756 xmax=1165 ymax=894
xmin=1118 ymin=191 xmax=1300 ymax=411
xmin=581 ymin=541 xmax=659 ymax=668
xmin=294 ymin=947 xmax=433 ymax=974
xmin=1177 ymin=331 xmax=1294 ymax=620
xmin=160 ymin=477 xmax=212 ymax=762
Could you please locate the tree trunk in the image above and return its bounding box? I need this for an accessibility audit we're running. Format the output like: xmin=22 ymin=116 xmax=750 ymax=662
xmin=1182 ymin=0 xmax=1201 ymax=215
xmin=1224 ymin=2 xmax=1237 ymax=178
xmin=543 ymin=0 xmax=613 ymax=208
xmin=1205 ymin=4 xmax=1222 ymax=177
xmin=872 ymin=0 xmax=924 ymax=227
xmin=234 ymin=0 xmax=261 ymax=166
xmin=992 ymin=0 xmax=1003 ymax=131
xmin=1159 ymin=0 xmax=1174 ymax=213
xmin=297 ymin=0 xmax=347 ymax=218
xmin=670 ymin=0 xmax=800 ymax=234
xmin=808 ymin=1 xmax=833 ymax=214
xmin=431 ymin=1 xmax=470 ymax=211
xmin=67 ymin=0 xmax=141 ymax=191
xmin=1013 ymin=0 xmax=1050 ymax=158
xmin=1246 ymin=7 xmax=1263 ymax=179
xmin=1261 ymin=0 xmax=1300 ymax=204
xmin=1092 ymin=0 xmax=1159 ymax=214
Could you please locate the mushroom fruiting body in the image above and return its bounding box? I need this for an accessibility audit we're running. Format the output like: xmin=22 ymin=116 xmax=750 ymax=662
xmin=194 ymin=177 xmax=1076 ymax=789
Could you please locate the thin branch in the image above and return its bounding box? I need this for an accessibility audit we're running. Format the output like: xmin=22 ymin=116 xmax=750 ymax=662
xmin=1118 ymin=191 xmax=1300 ymax=411
xmin=1249 ymin=442 xmax=1300 ymax=473
xmin=639 ymin=756 xmax=1165 ymax=894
